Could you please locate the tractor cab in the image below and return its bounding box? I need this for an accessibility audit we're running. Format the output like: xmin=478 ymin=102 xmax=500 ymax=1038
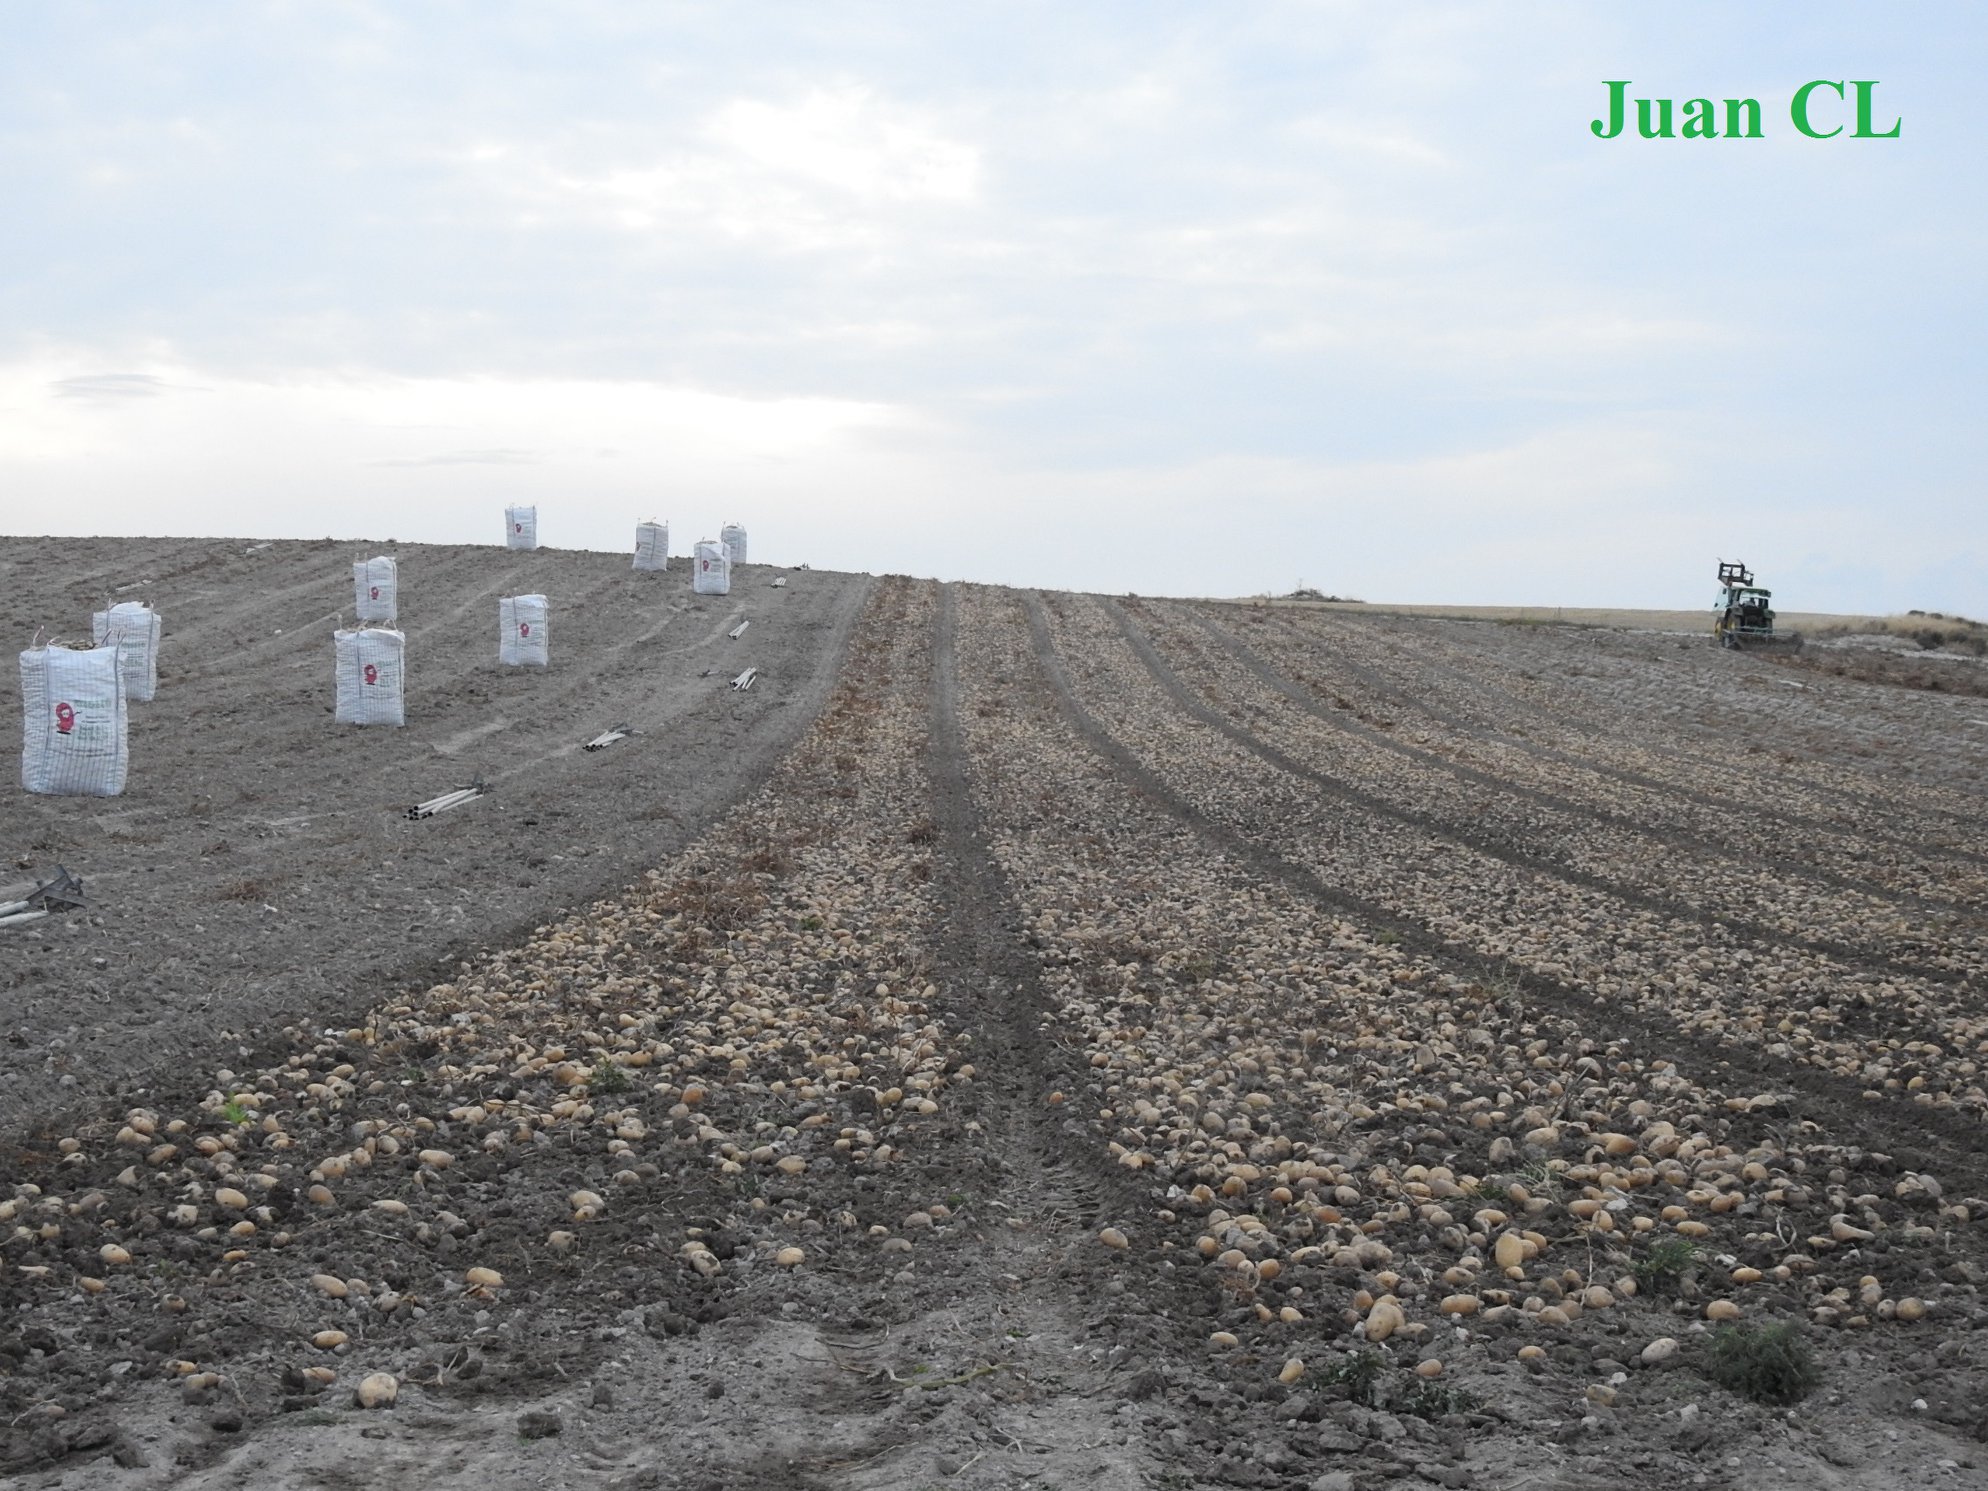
xmin=1714 ymin=560 xmax=1782 ymax=648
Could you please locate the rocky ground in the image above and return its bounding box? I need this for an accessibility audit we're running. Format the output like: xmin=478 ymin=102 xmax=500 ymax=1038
xmin=4 ymin=560 xmax=1987 ymax=1490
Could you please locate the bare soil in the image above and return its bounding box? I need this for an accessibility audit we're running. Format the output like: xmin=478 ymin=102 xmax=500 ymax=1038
xmin=1768 ymin=645 xmax=1988 ymax=700
xmin=3 ymin=551 xmax=1987 ymax=1491
xmin=0 ymin=535 xmax=869 ymax=1130
xmin=1214 ymin=598 xmax=1890 ymax=635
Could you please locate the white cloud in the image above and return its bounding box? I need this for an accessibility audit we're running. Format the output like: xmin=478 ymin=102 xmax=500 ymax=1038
xmin=1286 ymin=117 xmax=1454 ymax=170
xmin=0 ymin=350 xmax=927 ymax=559
xmin=0 ymin=3 xmax=1978 ymax=616
xmin=705 ymin=86 xmax=979 ymax=204
xmin=50 ymin=373 xmax=171 ymax=400
xmin=362 ymin=448 xmax=542 ymax=467
xmin=454 ymin=83 xmax=981 ymax=252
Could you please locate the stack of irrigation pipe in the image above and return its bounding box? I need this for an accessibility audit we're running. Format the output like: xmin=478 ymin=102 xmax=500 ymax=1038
xmin=406 ymin=781 xmax=488 ymax=820
xmin=583 ymin=723 xmax=635 ymax=752
xmin=731 ymin=667 xmax=759 ymax=691
xmin=0 ymin=867 xmax=85 ymax=931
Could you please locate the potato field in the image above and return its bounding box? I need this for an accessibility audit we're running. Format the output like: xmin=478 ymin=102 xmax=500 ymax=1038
xmin=4 ymin=554 xmax=1987 ymax=1491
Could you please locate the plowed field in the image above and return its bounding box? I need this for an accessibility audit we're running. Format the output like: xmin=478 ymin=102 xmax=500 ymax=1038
xmin=4 ymin=557 xmax=1987 ymax=1491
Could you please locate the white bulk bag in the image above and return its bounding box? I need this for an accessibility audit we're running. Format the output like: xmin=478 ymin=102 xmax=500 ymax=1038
xmin=720 ymin=521 xmax=747 ymax=567
xmin=693 ymin=539 xmax=731 ymax=596
xmin=353 ymin=556 xmax=398 ymax=622
xmin=633 ymin=520 xmax=669 ymax=571
xmin=333 ymin=628 xmax=406 ymax=726
xmin=499 ymin=594 xmax=550 ymax=667
xmin=91 ymin=601 xmax=162 ymax=703
xmin=21 ymin=644 xmax=128 ymax=797
xmin=505 ymin=505 xmax=538 ymax=550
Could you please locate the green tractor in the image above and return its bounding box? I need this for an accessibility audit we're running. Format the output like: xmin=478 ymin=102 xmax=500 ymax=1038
xmin=1714 ymin=560 xmax=1799 ymax=650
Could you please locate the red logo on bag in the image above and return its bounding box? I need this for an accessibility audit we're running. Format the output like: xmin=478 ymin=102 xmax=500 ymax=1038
xmin=364 ymin=664 xmax=378 ymax=685
xmin=520 ymin=623 xmax=531 ymax=636
xmin=514 ymin=523 xmax=522 ymax=533
xmin=54 ymin=702 xmax=76 ymax=735
xmin=369 ymin=586 xmax=380 ymax=600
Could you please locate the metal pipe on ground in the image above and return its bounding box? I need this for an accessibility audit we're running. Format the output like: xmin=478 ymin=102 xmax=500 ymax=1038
xmin=407 ymin=784 xmax=487 ymax=820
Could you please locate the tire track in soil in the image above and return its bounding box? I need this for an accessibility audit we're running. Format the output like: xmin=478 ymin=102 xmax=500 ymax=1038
xmin=1171 ymin=603 xmax=1987 ymax=922
xmin=1124 ymin=600 xmax=1988 ymax=1057
xmin=909 ymin=582 xmax=1212 ymax=1488
xmin=930 ymin=583 xmax=1115 ymax=1219
xmin=421 ymin=597 xmax=757 ymax=790
xmin=1102 ymin=597 xmax=1979 ymax=995
xmin=29 ymin=536 xmax=265 ymax=626
xmin=1020 ymin=591 xmax=1988 ymax=1201
xmin=1245 ymin=604 xmax=1988 ymax=853
xmin=1236 ymin=602 xmax=1988 ymax=860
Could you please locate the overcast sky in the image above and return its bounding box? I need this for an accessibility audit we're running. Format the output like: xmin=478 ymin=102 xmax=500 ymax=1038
xmin=2 ymin=2 xmax=1981 ymax=612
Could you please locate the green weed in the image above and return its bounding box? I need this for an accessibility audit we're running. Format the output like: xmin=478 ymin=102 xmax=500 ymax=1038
xmin=589 ymin=1059 xmax=632 ymax=1095
xmin=1316 ymin=1349 xmax=1385 ymax=1406
xmin=1702 ymin=1322 xmax=1821 ymax=1405
xmin=1397 ymin=1378 xmax=1480 ymax=1419
xmin=1632 ymin=1237 xmax=1699 ymax=1295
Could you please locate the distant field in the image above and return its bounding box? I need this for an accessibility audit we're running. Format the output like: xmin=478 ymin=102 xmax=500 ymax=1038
xmin=1216 ymin=596 xmax=1886 ymax=633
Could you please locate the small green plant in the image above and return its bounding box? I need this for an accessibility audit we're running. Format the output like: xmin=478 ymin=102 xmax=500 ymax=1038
xmin=1632 ymin=1237 xmax=1699 ymax=1295
xmin=589 ymin=1059 xmax=632 ymax=1095
xmin=798 ymin=915 xmax=824 ymax=932
xmin=1397 ymin=1378 xmax=1480 ymax=1420
xmin=1702 ymin=1322 xmax=1821 ymax=1405
xmin=1175 ymin=951 xmax=1217 ymax=982
xmin=218 ymin=1100 xmax=252 ymax=1126
xmin=1373 ymin=929 xmax=1402 ymax=947
xmin=1317 ymin=1349 xmax=1384 ymax=1406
